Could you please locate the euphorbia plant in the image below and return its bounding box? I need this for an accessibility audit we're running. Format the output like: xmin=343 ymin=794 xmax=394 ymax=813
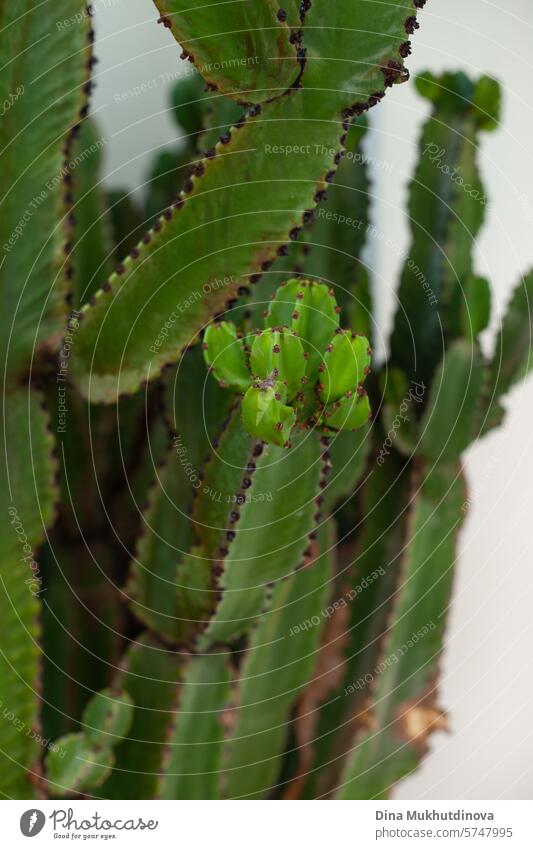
xmin=1 ymin=0 xmax=532 ymax=803
xmin=203 ymin=280 xmax=372 ymax=446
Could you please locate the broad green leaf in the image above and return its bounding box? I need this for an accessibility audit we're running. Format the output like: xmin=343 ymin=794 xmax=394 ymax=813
xmin=0 ymin=1 xmax=91 ymax=380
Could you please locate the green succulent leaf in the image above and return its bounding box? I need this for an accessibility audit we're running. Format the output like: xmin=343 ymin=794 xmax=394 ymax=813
xmin=203 ymin=322 xmax=250 ymax=391
xmin=267 ymin=279 xmax=340 ymax=379
xmin=242 ymin=385 xmax=296 ymax=447
xmin=250 ymin=328 xmax=306 ymax=400
xmin=323 ymin=391 xmax=371 ymax=433
xmin=0 ymin=1 xmax=91 ymax=381
xmin=318 ymin=332 xmax=371 ymax=403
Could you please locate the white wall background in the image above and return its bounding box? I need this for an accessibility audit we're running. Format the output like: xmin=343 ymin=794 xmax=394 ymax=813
xmin=91 ymin=0 xmax=533 ymax=799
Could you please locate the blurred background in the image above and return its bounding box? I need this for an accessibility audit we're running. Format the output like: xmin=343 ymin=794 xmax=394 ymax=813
xmin=89 ymin=0 xmax=533 ymax=799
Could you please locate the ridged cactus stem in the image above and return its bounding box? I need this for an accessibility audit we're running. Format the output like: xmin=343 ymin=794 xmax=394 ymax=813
xmin=70 ymin=1 xmax=425 ymax=401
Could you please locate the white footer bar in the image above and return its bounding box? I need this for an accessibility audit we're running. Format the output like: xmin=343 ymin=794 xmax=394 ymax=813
xmin=3 ymin=799 xmax=532 ymax=848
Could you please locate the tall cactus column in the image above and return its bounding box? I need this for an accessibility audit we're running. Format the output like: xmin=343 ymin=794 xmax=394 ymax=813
xmin=70 ymin=0 xmax=424 ymax=401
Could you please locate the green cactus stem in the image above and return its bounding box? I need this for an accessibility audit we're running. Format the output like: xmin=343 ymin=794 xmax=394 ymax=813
xmin=70 ymin=0 xmax=422 ymax=401
xmin=338 ymin=463 xmax=465 ymax=799
xmin=223 ymin=522 xmax=334 ymax=799
xmin=0 ymin=1 xmax=92 ymax=382
xmin=154 ymin=0 xmax=300 ymax=103
xmin=46 ymin=689 xmax=134 ymax=797
xmin=159 ymin=652 xmax=231 ymax=800
xmin=301 ymin=448 xmax=412 ymax=798
xmin=100 ymin=635 xmax=181 ymax=800
xmin=0 ymin=389 xmax=58 ymax=798
xmin=196 ymin=423 xmax=327 ymax=646
xmin=390 ymin=71 xmax=501 ymax=383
